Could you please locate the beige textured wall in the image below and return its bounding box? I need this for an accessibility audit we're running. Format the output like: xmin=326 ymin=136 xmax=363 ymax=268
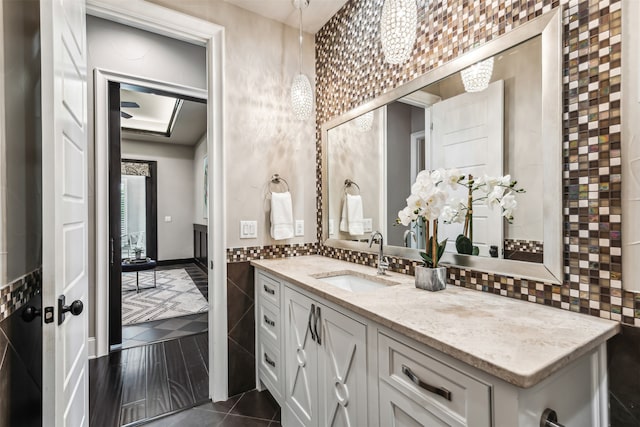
xmin=150 ymin=0 xmax=317 ymax=249
xmin=121 ymin=140 xmax=196 ymax=261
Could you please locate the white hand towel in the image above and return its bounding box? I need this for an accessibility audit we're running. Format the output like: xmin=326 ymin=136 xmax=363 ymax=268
xmin=346 ymin=194 xmax=364 ymax=236
xmin=339 ymin=195 xmax=348 ymax=232
xmin=270 ymin=191 xmax=294 ymax=240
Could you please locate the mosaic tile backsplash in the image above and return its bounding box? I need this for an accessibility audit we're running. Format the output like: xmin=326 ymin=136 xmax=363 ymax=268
xmin=314 ymin=0 xmax=635 ymax=325
xmin=0 ymin=269 xmax=41 ymax=323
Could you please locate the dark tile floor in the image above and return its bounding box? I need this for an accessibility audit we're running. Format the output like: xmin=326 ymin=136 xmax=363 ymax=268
xmin=90 ymin=332 xmax=210 ymax=427
xmin=121 ymin=312 xmax=208 ymax=350
xmin=142 ymin=390 xmax=281 ymax=427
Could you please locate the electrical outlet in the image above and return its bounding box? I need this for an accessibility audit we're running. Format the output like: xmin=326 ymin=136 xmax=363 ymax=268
xmin=363 ymin=218 xmax=373 ymax=232
xmin=240 ymin=220 xmax=257 ymax=239
xmin=295 ymin=220 xmax=304 ymax=236
xmin=164 ymin=216 xmax=172 ymax=223
xmin=329 ymin=219 xmax=335 ymax=236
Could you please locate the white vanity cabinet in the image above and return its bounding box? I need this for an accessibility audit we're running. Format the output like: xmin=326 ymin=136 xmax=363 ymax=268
xmin=255 ymin=272 xmax=285 ymax=404
xmin=282 ymin=286 xmax=368 ymax=427
xmin=253 ymin=264 xmax=612 ymax=427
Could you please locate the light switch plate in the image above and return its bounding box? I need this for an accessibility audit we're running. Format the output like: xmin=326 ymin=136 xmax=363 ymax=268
xmin=164 ymin=216 xmax=172 ymax=223
xmin=329 ymin=219 xmax=335 ymax=236
xmin=295 ymin=220 xmax=304 ymax=236
xmin=363 ymin=218 xmax=373 ymax=232
xmin=240 ymin=220 xmax=257 ymax=239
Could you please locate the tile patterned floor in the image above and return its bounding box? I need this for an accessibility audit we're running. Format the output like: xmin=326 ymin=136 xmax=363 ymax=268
xmin=120 ymin=263 xmax=209 ymax=350
xmin=142 ymin=390 xmax=281 ymax=427
xmin=90 ymin=333 xmax=211 ymax=427
xmin=121 ymin=312 xmax=208 ymax=350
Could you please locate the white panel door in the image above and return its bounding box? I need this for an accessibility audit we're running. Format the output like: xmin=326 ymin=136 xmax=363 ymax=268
xmin=284 ymin=287 xmax=319 ymax=427
xmin=431 ymin=80 xmax=504 ymax=257
xmin=318 ymin=305 xmax=368 ymax=427
xmin=40 ymin=0 xmax=89 ymax=426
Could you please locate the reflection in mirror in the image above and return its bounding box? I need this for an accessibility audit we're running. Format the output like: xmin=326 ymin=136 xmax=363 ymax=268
xmin=323 ymin=9 xmax=562 ymax=283
xmin=329 ymin=36 xmax=543 ymax=262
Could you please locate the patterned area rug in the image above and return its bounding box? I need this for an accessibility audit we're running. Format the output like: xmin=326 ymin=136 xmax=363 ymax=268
xmin=122 ymin=268 xmax=209 ymax=326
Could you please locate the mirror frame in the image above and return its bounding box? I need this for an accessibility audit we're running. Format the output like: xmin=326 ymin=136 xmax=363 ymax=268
xmin=321 ymin=9 xmax=562 ymax=284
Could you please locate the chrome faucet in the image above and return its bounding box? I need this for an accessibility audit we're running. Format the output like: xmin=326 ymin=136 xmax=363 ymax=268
xmin=368 ymin=231 xmax=389 ymax=275
xmin=403 ymin=229 xmax=417 ymax=248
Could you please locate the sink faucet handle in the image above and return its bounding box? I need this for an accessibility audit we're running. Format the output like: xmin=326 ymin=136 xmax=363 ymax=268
xmin=379 ymin=256 xmax=390 ymax=271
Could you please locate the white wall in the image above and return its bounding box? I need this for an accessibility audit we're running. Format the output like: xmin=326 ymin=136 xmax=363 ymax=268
xmin=150 ymin=0 xmax=317 ymax=248
xmin=122 ymin=140 xmax=195 ymax=261
xmin=193 ymin=135 xmax=207 ymax=226
xmin=1 ymin=0 xmax=42 ymax=284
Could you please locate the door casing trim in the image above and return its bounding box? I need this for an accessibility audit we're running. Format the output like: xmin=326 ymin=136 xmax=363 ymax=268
xmin=88 ymin=0 xmax=228 ymax=401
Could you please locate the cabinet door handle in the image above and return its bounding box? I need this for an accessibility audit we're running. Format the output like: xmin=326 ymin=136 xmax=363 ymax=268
xmin=402 ymin=365 xmax=452 ymax=401
xmin=264 ymin=353 xmax=276 ymax=368
xmin=263 ymin=314 xmax=275 ymax=327
xmin=263 ymin=284 xmax=275 ymax=295
xmin=314 ymin=305 xmax=321 ymax=345
xmin=308 ymin=304 xmax=316 ymax=342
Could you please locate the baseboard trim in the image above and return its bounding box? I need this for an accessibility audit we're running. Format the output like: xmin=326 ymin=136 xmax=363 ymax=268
xmin=88 ymin=337 xmax=97 ymax=359
xmin=156 ymin=258 xmax=195 ymax=266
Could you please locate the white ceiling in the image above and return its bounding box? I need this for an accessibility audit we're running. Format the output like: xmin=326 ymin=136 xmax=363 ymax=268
xmin=223 ymin=0 xmax=348 ymax=33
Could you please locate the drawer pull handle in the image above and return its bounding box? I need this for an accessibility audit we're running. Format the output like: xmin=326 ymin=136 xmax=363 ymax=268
xmin=402 ymin=365 xmax=452 ymax=401
xmin=263 ymin=284 xmax=275 ymax=295
xmin=264 ymin=353 xmax=276 ymax=368
xmin=540 ymin=408 xmax=565 ymax=427
xmin=264 ymin=315 xmax=275 ymax=327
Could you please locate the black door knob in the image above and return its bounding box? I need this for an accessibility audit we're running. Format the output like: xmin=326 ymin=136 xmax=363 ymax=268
xmin=57 ymin=295 xmax=83 ymax=325
xmin=21 ymin=305 xmax=41 ymax=323
xmin=63 ymin=300 xmax=84 ymax=316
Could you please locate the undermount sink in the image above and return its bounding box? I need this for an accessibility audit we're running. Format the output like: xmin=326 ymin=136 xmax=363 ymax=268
xmin=312 ymin=271 xmax=397 ymax=293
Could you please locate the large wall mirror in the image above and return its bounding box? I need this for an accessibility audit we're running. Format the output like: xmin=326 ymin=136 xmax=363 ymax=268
xmin=322 ymin=10 xmax=563 ymax=284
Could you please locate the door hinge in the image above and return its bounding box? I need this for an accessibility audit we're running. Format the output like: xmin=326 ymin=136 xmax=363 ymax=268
xmin=210 ymin=260 xmax=214 ymax=269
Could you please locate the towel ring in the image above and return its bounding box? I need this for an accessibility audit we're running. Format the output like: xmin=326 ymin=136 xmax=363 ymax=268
xmin=269 ymin=174 xmax=290 ymax=193
xmin=344 ymin=179 xmax=361 ymax=195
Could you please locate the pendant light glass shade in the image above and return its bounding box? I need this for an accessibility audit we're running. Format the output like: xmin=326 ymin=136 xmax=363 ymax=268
xmin=355 ymin=111 xmax=374 ymax=132
xmin=380 ymin=0 xmax=417 ymax=65
xmin=291 ymin=73 xmax=313 ymax=121
xmin=290 ymin=0 xmax=313 ymax=121
xmin=460 ymin=57 xmax=494 ymax=92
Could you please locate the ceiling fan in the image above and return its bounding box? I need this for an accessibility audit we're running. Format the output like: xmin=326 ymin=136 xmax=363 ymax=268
xmin=120 ymin=101 xmax=140 ymax=119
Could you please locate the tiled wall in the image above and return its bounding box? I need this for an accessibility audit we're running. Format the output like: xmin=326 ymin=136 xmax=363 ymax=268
xmin=0 ymin=270 xmax=41 ymax=323
xmin=313 ymin=0 xmax=636 ymax=325
xmin=0 ymin=290 xmax=42 ymax=427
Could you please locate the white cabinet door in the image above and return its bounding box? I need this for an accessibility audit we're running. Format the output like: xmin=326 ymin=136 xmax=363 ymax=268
xmin=318 ymin=304 xmax=367 ymax=427
xmin=284 ymin=287 xmax=319 ymax=427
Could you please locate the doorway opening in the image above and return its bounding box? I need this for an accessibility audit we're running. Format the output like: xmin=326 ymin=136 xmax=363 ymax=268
xmin=107 ymin=83 xmax=209 ymax=353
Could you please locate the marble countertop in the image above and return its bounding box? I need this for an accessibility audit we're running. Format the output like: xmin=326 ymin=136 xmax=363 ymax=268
xmin=250 ymin=255 xmax=620 ymax=388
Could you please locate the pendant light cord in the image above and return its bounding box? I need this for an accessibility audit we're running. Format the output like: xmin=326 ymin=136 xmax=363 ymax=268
xmin=298 ymin=6 xmax=303 ymax=73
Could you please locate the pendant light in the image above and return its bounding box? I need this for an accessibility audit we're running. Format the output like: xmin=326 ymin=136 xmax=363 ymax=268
xmin=460 ymin=57 xmax=494 ymax=92
xmin=291 ymin=0 xmax=313 ymax=121
xmin=380 ymin=0 xmax=417 ymax=65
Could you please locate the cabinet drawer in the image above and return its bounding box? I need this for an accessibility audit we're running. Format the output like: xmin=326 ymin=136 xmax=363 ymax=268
xmin=380 ymin=379 xmax=460 ymax=427
xmin=378 ymin=333 xmax=491 ymax=427
xmin=257 ymin=272 xmax=280 ymax=307
xmin=258 ymin=301 xmax=280 ymax=345
xmin=258 ymin=339 xmax=283 ymax=403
